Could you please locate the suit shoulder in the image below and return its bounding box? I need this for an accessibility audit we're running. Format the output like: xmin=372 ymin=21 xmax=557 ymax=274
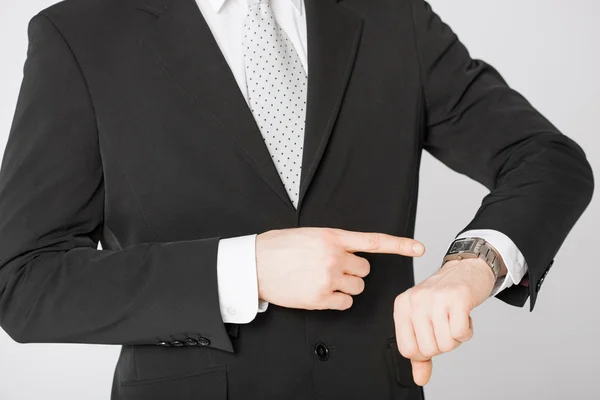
xmin=34 ymin=0 xmax=159 ymax=28
xmin=37 ymin=0 xmax=116 ymax=19
xmin=345 ymin=0 xmax=415 ymax=20
xmin=28 ymin=0 xmax=172 ymax=43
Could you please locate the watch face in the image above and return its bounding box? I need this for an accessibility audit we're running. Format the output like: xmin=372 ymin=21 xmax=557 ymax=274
xmin=449 ymin=239 xmax=475 ymax=254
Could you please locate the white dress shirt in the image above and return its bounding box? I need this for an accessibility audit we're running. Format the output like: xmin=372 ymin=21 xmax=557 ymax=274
xmin=195 ymin=0 xmax=529 ymax=324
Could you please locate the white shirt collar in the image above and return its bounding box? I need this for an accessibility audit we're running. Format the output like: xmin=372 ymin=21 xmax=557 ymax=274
xmin=208 ymin=0 xmax=303 ymax=15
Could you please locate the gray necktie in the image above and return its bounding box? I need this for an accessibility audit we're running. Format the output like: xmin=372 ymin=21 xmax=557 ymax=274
xmin=243 ymin=0 xmax=308 ymax=209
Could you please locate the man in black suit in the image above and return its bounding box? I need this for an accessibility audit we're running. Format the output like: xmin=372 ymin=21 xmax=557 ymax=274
xmin=0 ymin=0 xmax=593 ymax=399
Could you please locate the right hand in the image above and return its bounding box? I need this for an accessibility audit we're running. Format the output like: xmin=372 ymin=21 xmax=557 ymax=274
xmin=255 ymin=228 xmax=425 ymax=311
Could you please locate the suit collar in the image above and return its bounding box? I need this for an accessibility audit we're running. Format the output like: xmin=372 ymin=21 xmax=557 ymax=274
xmin=206 ymin=0 xmax=303 ymax=15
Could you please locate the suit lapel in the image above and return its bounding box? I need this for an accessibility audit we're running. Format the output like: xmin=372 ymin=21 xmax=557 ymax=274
xmin=298 ymin=0 xmax=363 ymax=211
xmin=141 ymin=0 xmax=296 ymax=210
xmin=139 ymin=0 xmax=364 ymax=213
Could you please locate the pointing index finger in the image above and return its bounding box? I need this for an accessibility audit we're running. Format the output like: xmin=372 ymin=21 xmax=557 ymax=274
xmin=334 ymin=230 xmax=425 ymax=257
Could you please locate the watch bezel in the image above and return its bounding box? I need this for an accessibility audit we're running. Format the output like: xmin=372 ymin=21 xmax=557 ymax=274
xmin=447 ymin=238 xmax=477 ymax=254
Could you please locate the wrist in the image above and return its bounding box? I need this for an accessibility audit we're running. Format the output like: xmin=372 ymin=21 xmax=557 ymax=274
xmin=441 ymin=258 xmax=496 ymax=296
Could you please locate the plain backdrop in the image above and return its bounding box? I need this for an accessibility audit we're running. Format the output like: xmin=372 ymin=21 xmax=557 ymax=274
xmin=1 ymin=0 xmax=598 ymax=399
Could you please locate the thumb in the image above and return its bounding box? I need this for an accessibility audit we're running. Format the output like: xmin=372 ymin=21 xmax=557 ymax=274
xmin=411 ymin=359 xmax=433 ymax=386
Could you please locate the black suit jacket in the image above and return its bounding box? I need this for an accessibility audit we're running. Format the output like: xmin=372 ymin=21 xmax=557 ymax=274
xmin=0 ymin=0 xmax=593 ymax=398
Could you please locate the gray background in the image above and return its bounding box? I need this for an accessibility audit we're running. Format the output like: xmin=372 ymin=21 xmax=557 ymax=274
xmin=1 ymin=0 xmax=598 ymax=399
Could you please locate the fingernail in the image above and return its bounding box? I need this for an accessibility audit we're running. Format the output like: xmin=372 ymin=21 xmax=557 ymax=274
xmin=413 ymin=242 xmax=424 ymax=255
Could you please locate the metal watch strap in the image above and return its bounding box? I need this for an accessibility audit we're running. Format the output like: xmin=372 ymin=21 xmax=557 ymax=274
xmin=476 ymin=240 xmax=503 ymax=281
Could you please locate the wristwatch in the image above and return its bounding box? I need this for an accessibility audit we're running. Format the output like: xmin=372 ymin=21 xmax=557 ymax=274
xmin=441 ymin=237 xmax=504 ymax=282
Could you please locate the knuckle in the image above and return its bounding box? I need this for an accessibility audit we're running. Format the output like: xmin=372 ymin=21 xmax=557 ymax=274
xmin=419 ymin=345 xmax=439 ymax=359
xmin=367 ymin=233 xmax=380 ymax=251
xmin=307 ymin=297 xmax=323 ymax=310
xmin=322 ymin=252 xmax=339 ymax=270
xmin=393 ymin=293 xmax=408 ymax=312
xmin=397 ymin=238 xmax=408 ymax=255
xmin=453 ymin=326 xmax=471 ymax=341
xmin=315 ymin=273 xmax=332 ymax=293
xmin=313 ymin=298 xmax=326 ymax=310
xmin=321 ymin=228 xmax=338 ymax=243
xmin=440 ymin=345 xmax=454 ymax=354
xmin=314 ymin=229 xmax=335 ymax=250
xmin=341 ymin=295 xmax=353 ymax=310
xmin=438 ymin=340 xmax=455 ymax=353
xmin=408 ymin=289 xmax=430 ymax=310
xmin=463 ymin=327 xmax=474 ymax=340
xmin=399 ymin=344 xmax=418 ymax=359
xmin=432 ymin=288 xmax=450 ymax=304
xmin=356 ymin=278 xmax=366 ymax=294
xmin=363 ymin=259 xmax=371 ymax=276
xmin=316 ymin=300 xmax=330 ymax=311
xmin=311 ymin=290 xmax=327 ymax=306
xmin=321 ymin=272 xmax=335 ymax=290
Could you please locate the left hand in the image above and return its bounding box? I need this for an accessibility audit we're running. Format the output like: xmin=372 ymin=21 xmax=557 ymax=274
xmin=392 ymin=258 xmax=498 ymax=386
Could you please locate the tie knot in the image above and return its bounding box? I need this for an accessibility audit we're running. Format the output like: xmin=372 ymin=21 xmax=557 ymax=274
xmin=248 ymin=0 xmax=271 ymax=7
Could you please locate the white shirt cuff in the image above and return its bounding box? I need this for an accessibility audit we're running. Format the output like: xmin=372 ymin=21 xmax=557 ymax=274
xmin=216 ymin=234 xmax=267 ymax=323
xmin=456 ymin=229 xmax=528 ymax=296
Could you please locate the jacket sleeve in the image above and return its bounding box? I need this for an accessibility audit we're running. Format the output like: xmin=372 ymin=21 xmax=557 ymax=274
xmin=0 ymin=14 xmax=234 ymax=353
xmin=410 ymin=0 xmax=594 ymax=310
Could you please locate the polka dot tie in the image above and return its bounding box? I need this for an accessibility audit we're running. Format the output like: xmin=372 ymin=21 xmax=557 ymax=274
xmin=243 ymin=0 xmax=307 ymax=209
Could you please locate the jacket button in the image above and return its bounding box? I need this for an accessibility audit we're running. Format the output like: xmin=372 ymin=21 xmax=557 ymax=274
xmin=314 ymin=342 xmax=329 ymax=361
xmin=157 ymin=341 xmax=171 ymax=347
xmin=537 ymin=265 xmax=552 ymax=293
xmin=171 ymin=340 xmax=185 ymax=347
xmin=184 ymin=338 xmax=198 ymax=346
xmin=197 ymin=337 xmax=211 ymax=346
